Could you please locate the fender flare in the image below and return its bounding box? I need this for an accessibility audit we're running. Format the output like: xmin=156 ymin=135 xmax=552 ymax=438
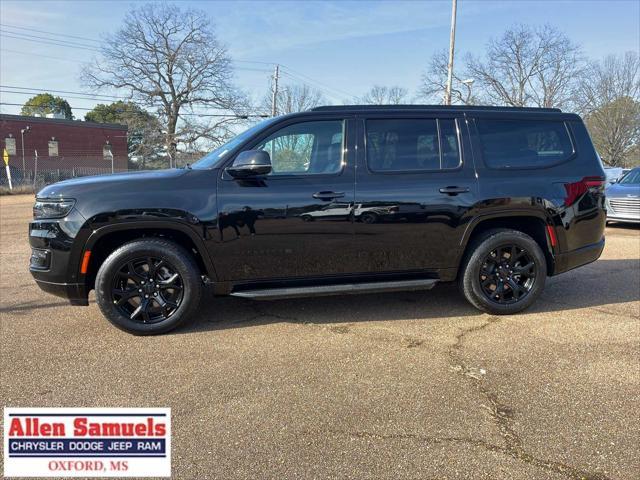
xmin=82 ymin=220 xmax=217 ymax=281
xmin=459 ymin=208 xmax=555 ymax=251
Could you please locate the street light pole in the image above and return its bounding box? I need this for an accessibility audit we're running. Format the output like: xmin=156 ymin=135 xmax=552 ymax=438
xmin=271 ymin=64 xmax=280 ymax=117
xmin=444 ymin=0 xmax=458 ymax=106
xmin=20 ymin=125 xmax=30 ymax=171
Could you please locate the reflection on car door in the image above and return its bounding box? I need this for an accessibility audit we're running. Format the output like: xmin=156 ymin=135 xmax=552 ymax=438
xmin=353 ymin=115 xmax=478 ymax=276
xmin=212 ymin=117 xmax=358 ymax=281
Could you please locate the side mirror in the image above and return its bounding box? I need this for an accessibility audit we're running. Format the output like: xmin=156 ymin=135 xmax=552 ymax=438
xmin=226 ymin=150 xmax=271 ymax=178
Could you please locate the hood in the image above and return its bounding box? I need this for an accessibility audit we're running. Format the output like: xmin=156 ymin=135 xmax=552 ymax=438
xmin=606 ymin=182 xmax=640 ymax=199
xmin=35 ymin=167 xmax=219 ymax=222
xmin=37 ymin=169 xmax=189 ymax=199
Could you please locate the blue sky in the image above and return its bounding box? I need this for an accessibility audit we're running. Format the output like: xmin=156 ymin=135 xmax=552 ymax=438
xmin=0 ymin=0 xmax=638 ymax=116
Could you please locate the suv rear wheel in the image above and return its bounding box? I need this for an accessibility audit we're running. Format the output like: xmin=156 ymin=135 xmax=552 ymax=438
xmin=95 ymin=239 xmax=203 ymax=335
xmin=459 ymin=229 xmax=546 ymax=315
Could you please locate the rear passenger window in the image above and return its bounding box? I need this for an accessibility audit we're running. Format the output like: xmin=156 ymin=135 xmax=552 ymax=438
xmin=477 ymin=119 xmax=573 ymax=169
xmin=366 ymin=118 xmax=461 ymax=172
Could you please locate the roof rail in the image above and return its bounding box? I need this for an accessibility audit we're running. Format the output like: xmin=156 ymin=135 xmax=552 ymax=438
xmin=310 ymin=104 xmax=562 ymax=113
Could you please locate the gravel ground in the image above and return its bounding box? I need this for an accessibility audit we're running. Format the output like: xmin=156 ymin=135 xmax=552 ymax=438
xmin=1 ymin=194 xmax=638 ymax=479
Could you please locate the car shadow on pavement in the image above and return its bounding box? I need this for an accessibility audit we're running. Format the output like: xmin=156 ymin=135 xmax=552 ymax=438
xmin=0 ymin=300 xmax=70 ymax=315
xmin=179 ymin=258 xmax=640 ymax=334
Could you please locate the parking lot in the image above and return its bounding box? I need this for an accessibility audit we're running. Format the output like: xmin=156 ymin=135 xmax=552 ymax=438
xmin=1 ymin=193 xmax=638 ymax=479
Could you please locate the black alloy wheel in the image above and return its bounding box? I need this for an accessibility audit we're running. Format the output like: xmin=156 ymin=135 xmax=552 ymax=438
xmin=111 ymin=256 xmax=184 ymax=324
xmin=95 ymin=239 xmax=202 ymax=335
xmin=459 ymin=229 xmax=547 ymax=315
xmin=478 ymin=244 xmax=536 ymax=304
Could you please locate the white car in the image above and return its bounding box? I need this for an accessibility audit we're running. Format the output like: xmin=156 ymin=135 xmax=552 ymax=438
xmin=300 ymin=203 xmax=399 ymax=223
xmin=300 ymin=203 xmax=354 ymax=221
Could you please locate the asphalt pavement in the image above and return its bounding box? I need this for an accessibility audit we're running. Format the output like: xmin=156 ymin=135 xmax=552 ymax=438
xmin=1 ymin=194 xmax=638 ymax=479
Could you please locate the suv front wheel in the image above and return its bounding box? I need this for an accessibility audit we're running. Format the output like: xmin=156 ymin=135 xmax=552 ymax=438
xmin=459 ymin=229 xmax=547 ymax=315
xmin=95 ymin=239 xmax=203 ymax=335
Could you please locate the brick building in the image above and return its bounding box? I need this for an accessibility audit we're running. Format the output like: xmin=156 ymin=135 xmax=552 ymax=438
xmin=0 ymin=114 xmax=128 ymax=173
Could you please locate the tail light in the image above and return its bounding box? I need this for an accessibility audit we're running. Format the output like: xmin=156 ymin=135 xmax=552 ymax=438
xmin=563 ymin=177 xmax=605 ymax=206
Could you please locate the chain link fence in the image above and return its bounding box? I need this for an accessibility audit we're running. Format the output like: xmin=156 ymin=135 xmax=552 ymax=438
xmin=0 ymin=152 xmax=207 ymax=194
xmin=0 ymin=164 xmax=128 ymax=194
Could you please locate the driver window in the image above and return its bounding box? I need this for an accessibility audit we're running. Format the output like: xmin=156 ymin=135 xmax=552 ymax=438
xmin=255 ymin=120 xmax=344 ymax=175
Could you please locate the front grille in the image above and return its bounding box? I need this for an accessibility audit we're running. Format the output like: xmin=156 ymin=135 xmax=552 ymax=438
xmin=609 ymin=198 xmax=640 ymax=217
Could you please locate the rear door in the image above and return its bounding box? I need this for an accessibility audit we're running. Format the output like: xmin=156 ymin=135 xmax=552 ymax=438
xmin=352 ymin=113 xmax=478 ymax=276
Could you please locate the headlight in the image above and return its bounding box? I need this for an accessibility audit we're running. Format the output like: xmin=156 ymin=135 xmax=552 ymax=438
xmin=33 ymin=199 xmax=75 ymax=219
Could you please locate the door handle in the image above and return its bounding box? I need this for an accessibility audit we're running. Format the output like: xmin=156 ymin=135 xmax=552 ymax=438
xmin=439 ymin=186 xmax=470 ymax=195
xmin=313 ymin=191 xmax=345 ymax=200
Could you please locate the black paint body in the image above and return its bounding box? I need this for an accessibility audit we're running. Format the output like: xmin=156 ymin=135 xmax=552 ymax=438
xmin=29 ymin=106 xmax=606 ymax=304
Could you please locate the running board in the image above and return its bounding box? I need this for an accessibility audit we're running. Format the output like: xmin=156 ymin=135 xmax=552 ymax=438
xmin=230 ymin=278 xmax=438 ymax=300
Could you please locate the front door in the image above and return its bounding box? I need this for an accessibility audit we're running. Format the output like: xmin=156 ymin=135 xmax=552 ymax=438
xmin=213 ymin=117 xmax=357 ymax=282
xmin=353 ymin=114 xmax=478 ymax=276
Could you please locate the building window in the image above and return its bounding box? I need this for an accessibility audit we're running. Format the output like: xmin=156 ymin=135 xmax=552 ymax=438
xmin=48 ymin=138 xmax=59 ymax=157
xmin=4 ymin=137 xmax=16 ymax=156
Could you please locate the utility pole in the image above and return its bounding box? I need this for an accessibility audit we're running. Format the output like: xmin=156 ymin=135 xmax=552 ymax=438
xmin=444 ymin=0 xmax=458 ymax=105
xmin=271 ymin=64 xmax=280 ymax=117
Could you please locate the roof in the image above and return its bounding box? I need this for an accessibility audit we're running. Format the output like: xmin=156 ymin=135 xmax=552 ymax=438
xmin=0 ymin=113 xmax=127 ymax=131
xmin=310 ymin=105 xmax=563 ymax=113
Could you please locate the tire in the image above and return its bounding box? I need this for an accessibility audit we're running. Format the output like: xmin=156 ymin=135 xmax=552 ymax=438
xmin=361 ymin=212 xmax=378 ymax=224
xmin=301 ymin=215 xmax=314 ymax=222
xmin=458 ymin=229 xmax=547 ymax=315
xmin=95 ymin=239 xmax=203 ymax=335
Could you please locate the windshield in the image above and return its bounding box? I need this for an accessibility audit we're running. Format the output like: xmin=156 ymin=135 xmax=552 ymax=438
xmin=191 ymin=118 xmax=277 ymax=169
xmin=619 ymin=168 xmax=640 ymax=184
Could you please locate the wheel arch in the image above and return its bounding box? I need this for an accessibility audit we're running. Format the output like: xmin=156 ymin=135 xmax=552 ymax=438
xmin=81 ymin=221 xmax=217 ymax=290
xmin=460 ymin=211 xmax=556 ymax=276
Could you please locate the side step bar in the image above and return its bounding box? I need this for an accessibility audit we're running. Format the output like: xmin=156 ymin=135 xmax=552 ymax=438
xmin=230 ymin=278 xmax=438 ymax=300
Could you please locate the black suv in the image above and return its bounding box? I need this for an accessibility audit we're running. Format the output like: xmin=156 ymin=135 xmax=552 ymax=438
xmin=29 ymin=105 xmax=606 ymax=334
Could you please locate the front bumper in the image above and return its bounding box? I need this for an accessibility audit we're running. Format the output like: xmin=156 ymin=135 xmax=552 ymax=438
xmin=33 ymin=279 xmax=89 ymax=306
xmin=29 ymin=207 xmax=90 ymax=305
xmin=553 ymin=237 xmax=605 ymax=275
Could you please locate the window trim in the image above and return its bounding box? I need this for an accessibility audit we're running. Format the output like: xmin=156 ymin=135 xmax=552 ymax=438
xmin=363 ymin=117 xmax=464 ymax=175
xmin=476 ymin=118 xmax=577 ymax=171
xmin=226 ymin=118 xmax=348 ymax=179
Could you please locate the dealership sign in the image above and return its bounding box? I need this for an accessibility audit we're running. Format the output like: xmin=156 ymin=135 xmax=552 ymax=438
xmin=3 ymin=408 xmax=171 ymax=477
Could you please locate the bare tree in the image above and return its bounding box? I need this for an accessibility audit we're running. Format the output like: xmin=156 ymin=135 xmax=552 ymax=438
xmin=466 ymin=24 xmax=584 ymax=108
xmin=360 ymin=85 xmax=409 ymax=105
xmin=81 ymin=2 xmax=247 ymax=167
xmin=421 ymin=50 xmax=476 ymax=104
xmin=262 ymin=83 xmax=326 ymax=115
xmin=577 ymin=52 xmax=640 ymax=167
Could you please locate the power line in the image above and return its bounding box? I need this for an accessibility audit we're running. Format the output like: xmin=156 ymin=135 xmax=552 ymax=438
xmin=278 ymin=70 xmax=344 ymax=102
xmin=1 ymin=50 xmax=273 ymax=73
xmin=2 ymin=24 xmax=356 ymax=103
xmin=0 ymin=102 xmax=268 ymax=118
xmin=1 ymin=85 xmax=123 ymax=100
xmin=0 ymin=32 xmax=101 ymax=52
xmin=0 ymin=23 xmax=102 ymax=43
xmin=0 ymin=87 xmax=261 ymax=113
xmin=280 ymin=66 xmax=357 ymax=100
xmin=1 ymin=48 xmax=85 ymax=64
xmin=0 ymin=89 xmax=128 ymax=103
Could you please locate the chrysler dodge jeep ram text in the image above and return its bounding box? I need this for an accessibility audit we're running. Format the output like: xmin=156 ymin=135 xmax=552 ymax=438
xmin=29 ymin=105 xmax=606 ymax=334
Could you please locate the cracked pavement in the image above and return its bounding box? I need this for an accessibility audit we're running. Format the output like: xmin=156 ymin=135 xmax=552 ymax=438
xmin=1 ymin=194 xmax=639 ymax=479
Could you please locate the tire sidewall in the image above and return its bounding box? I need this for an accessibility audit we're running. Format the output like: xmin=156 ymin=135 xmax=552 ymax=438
xmin=463 ymin=231 xmax=547 ymax=315
xmin=95 ymin=240 xmax=202 ymax=335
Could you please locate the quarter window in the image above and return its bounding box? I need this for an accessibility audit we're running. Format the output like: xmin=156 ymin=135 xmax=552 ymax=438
xmin=366 ymin=118 xmax=461 ymax=172
xmin=255 ymin=120 xmax=344 ymax=175
xmin=477 ymin=119 xmax=573 ymax=169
